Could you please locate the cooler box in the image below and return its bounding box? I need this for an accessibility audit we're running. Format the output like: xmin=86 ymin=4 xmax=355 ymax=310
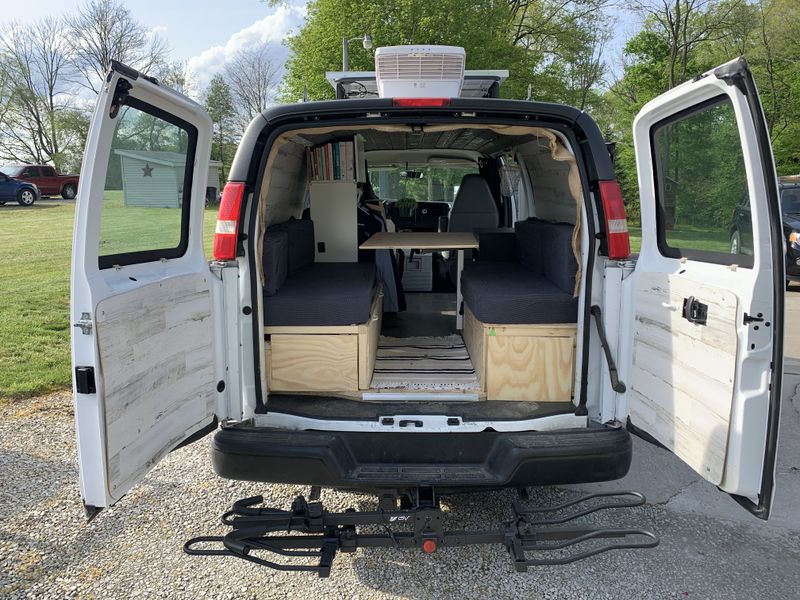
xmin=402 ymin=252 xmax=433 ymax=292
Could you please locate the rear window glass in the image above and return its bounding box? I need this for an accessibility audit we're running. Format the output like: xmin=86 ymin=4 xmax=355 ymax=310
xmin=98 ymin=98 xmax=197 ymax=268
xmin=368 ymin=165 xmax=479 ymax=205
xmin=651 ymin=97 xmax=753 ymax=266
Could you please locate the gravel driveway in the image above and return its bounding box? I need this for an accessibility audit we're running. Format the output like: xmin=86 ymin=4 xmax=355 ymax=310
xmin=2 ymin=392 xmax=800 ymax=599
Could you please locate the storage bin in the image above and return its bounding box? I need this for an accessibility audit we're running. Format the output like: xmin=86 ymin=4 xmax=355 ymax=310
xmin=402 ymin=252 xmax=433 ymax=292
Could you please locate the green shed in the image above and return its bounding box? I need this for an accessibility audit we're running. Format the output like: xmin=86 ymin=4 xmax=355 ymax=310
xmin=114 ymin=149 xmax=222 ymax=207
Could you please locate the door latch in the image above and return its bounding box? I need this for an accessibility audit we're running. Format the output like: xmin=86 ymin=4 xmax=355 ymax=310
xmin=743 ymin=312 xmax=765 ymax=325
xmin=682 ymin=296 xmax=708 ymax=326
xmin=73 ymin=312 xmax=93 ymax=335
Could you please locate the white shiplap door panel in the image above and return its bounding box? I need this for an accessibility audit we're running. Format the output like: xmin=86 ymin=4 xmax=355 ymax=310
xmin=630 ymin=272 xmax=738 ymax=484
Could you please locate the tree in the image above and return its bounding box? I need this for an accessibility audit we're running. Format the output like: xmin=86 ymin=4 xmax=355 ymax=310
xmin=630 ymin=0 xmax=745 ymax=88
xmin=224 ymin=44 xmax=281 ymax=127
xmin=0 ymin=18 xmax=82 ymax=170
xmin=204 ymin=75 xmax=237 ymax=181
xmin=281 ymin=0 xmax=535 ymax=101
xmin=67 ymin=0 xmax=169 ymax=93
xmin=158 ymin=60 xmax=198 ymax=99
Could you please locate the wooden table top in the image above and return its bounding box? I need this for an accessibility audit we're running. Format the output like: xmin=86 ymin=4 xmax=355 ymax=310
xmin=359 ymin=231 xmax=479 ymax=250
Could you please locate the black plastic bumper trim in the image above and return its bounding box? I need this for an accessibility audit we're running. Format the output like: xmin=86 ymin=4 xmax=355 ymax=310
xmin=212 ymin=425 xmax=631 ymax=490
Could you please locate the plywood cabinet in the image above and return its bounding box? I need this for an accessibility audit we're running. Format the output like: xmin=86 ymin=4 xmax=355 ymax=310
xmin=266 ymin=288 xmax=383 ymax=393
xmin=463 ymin=305 xmax=576 ymax=402
xmin=269 ymin=334 xmax=359 ymax=391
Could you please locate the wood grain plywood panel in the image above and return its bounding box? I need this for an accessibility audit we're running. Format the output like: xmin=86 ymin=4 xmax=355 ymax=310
xmin=630 ymin=272 xmax=738 ymax=485
xmin=95 ymin=274 xmax=215 ymax=500
xmin=358 ymin=291 xmax=383 ymax=390
xmin=462 ymin=304 xmax=485 ymax=388
xmin=486 ymin=334 xmax=575 ymax=402
xmin=359 ymin=231 xmax=478 ymax=250
xmin=269 ymin=334 xmax=358 ymax=391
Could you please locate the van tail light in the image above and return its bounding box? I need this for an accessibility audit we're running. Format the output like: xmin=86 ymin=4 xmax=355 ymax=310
xmin=392 ymin=98 xmax=450 ymax=107
xmin=213 ymin=182 xmax=246 ymax=261
xmin=598 ymin=180 xmax=630 ymax=260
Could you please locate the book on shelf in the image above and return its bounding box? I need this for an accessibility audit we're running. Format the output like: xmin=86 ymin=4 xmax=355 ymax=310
xmin=307 ymin=137 xmax=360 ymax=182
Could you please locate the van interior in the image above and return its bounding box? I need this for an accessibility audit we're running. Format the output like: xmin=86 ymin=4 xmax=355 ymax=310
xmin=257 ymin=123 xmax=586 ymax=424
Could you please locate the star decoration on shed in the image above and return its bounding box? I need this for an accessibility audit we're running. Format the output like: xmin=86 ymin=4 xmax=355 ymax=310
xmin=142 ymin=163 xmax=153 ymax=177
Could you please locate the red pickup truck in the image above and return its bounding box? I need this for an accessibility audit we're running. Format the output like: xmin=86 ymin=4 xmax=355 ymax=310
xmin=0 ymin=164 xmax=80 ymax=199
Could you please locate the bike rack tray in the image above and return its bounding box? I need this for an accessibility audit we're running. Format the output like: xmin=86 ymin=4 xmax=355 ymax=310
xmin=184 ymin=487 xmax=659 ymax=577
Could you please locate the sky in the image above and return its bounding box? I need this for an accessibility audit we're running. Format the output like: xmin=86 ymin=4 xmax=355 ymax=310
xmin=3 ymin=0 xmax=308 ymax=94
xmin=3 ymin=0 xmax=639 ymax=95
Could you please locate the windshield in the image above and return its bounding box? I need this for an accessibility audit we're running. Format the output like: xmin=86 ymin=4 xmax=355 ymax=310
xmin=781 ymin=187 xmax=800 ymax=214
xmin=368 ymin=165 xmax=479 ymax=205
xmin=0 ymin=166 xmax=23 ymax=177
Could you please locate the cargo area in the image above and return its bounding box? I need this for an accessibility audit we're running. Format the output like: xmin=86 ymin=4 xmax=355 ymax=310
xmin=257 ymin=122 xmax=586 ymax=423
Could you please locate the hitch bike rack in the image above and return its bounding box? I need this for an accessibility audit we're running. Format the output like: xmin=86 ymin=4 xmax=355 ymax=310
xmin=184 ymin=487 xmax=658 ymax=577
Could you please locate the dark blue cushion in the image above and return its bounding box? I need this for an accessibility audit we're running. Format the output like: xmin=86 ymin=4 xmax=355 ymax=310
xmin=267 ymin=218 xmax=315 ymax=273
xmin=262 ymin=230 xmax=288 ymax=296
xmin=264 ymin=263 xmax=376 ymax=326
xmin=461 ymin=262 xmax=578 ymax=324
xmin=514 ymin=219 xmax=543 ymax=273
xmin=478 ymin=231 xmax=517 ymax=262
xmin=540 ymin=221 xmax=578 ymax=295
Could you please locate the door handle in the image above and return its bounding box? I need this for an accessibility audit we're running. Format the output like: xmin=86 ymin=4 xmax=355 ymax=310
xmin=682 ymin=296 xmax=708 ymax=325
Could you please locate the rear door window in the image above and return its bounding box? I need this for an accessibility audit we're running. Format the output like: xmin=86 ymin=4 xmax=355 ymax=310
xmin=651 ymin=97 xmax=753 ymax=266
xmin=97 ymin=98 xmax=197 ymax=268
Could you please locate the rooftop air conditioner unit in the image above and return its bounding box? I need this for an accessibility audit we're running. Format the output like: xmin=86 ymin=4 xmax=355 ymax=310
xmin=374 ymin=45 xmax=466 ymax=99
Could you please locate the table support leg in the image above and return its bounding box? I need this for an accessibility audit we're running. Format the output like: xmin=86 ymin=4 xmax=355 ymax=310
xmin=456 ymin=249 xmax=464 ymax=330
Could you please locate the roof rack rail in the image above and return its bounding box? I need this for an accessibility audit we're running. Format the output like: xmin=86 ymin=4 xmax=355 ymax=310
xmin=325 ymin=70 xmax=509 ymax=100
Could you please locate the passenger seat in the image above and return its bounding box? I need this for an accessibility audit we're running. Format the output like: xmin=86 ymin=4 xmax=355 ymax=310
xmin=447 ymin=174 xmax=499 ymax=233
xmin=443 ymin=174 xmax=499 ymax=282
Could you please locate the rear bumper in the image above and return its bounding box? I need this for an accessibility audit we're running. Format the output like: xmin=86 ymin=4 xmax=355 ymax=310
xmin=211 ymin=425 xmax=632 ymax=489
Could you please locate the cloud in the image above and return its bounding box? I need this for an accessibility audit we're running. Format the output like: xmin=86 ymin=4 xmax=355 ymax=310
xmin=187 ymin=3 xmax=306 ymax=92
xmin=150 ymin=25 xmax=168 ymax=37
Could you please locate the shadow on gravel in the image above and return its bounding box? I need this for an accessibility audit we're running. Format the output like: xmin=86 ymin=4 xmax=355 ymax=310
xmin=0 ymin=450 xmax=76 ymax=517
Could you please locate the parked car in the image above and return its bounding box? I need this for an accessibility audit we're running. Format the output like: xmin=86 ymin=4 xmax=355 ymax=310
xmin=730 ymin=178 xmax=800 ymax=285
xmin=70 ymin=54 xmax=785 ymax=574
xmin=0 ymin=170 xmax=39 ymax=206
xmin=0 ymin=164 xmax=79 ymax=199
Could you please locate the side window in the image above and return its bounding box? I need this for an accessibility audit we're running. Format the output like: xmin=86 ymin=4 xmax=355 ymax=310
xmin=98 ymin=98 xmax=197 ymax=268
xmin=42 ymin=166 xmax=56 ymax=176
xmin=22 ymin=167 xmax=39 ymax=177
xmin=652 ymin=97 xmax=752 ymax=266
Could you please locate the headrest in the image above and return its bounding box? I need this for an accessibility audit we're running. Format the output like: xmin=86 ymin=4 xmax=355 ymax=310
xmin=452 ymin=174 xmax=496 ymax=214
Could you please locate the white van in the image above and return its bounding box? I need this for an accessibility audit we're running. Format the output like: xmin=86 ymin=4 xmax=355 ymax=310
xmin=71 ymin=51 xmax=784 ymax=571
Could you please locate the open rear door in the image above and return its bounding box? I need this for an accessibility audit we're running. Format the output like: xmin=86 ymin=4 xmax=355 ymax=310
xmin=630 ymin=58 xmax=783 ymax=518
xmin=71 ymin=62 xmax=219 ymax=514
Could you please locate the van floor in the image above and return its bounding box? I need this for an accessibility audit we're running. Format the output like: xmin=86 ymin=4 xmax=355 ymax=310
xmin=371 ymin=335 xmax=480 ymax=391
xmin=382 ymin=293 xmax=456 ymax=338
xmin=263 ymin=394 xmax=575 ymax=422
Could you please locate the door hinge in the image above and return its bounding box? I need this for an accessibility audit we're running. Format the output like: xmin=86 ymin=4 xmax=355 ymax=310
xmin=75 ymin=366 xmax=96 ymax=394
xmin=73 ymin=312 xmax=93 ymax=335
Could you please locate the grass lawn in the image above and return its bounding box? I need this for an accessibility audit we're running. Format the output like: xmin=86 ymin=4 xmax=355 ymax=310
xmin=0 ymin=195 xmax=217 ymax=400
xmin=627 ymin=225 xmax=731 ymax=254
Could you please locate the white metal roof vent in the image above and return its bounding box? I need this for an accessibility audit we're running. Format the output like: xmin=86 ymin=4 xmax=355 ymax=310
xmin=375 ymin=45 xmax=466 ymax=99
